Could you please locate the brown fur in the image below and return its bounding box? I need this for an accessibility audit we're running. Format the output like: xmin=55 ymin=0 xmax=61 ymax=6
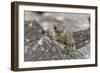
xmin=54 ymin=24 xmax=75 ymax=49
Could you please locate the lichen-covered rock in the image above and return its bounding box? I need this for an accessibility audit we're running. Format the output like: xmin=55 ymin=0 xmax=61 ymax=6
xmin=24 ymin=20 xmax=89 ymax=61
xmin=73 ymin=28 xmax=90 ymax=49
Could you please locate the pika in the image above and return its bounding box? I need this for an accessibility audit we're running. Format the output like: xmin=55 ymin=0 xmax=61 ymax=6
xmin=54 ymin=24 xmax=75 ymax=50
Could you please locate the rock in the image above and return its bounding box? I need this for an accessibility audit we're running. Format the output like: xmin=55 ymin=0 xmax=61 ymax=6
xmin=24 ymin=27 xmax=84 ymax=61
xmin=73 ymin=28 xmax=90 ymax=49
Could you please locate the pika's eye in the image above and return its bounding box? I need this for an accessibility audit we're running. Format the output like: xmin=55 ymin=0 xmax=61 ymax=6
xmin=54 ymin=25 xmax=57 ymax=29
xmin=54 ymin=27 xmax=56 ymax=29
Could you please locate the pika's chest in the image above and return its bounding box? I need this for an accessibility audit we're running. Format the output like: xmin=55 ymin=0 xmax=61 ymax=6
xmin=56 ymin=32 xmax=66 ymax=42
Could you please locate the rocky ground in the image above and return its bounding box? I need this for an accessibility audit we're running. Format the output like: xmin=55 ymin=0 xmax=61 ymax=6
xmin=24 ymin=12 xmax=90 ymax=61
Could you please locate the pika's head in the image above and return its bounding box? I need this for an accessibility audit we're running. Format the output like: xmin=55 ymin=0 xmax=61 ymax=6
xmin=54 ymin=24 xmax=65 ymax=33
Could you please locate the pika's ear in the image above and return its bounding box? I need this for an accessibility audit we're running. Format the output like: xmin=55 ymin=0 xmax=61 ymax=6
xmin=54 ymin=24 xmax=56 ymax=27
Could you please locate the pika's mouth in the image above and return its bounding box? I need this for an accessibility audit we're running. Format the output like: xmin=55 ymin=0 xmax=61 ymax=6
xmin=54 ymin=29 xmax=63 ymax=33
